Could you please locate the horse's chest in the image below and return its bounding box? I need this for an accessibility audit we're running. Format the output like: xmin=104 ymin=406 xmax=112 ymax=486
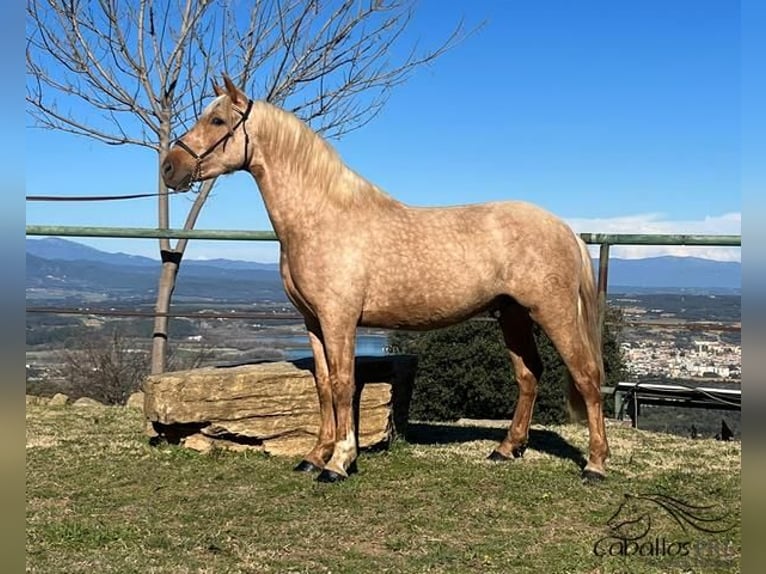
xmin=280 ymin=249 xmax=361 ymax=310
xmin=279 ymin=257 xmax=312 ymax=312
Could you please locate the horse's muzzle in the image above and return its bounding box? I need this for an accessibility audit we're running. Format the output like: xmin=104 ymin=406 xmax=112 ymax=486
xmin=161 ymin=149 xmax=194 ymax=190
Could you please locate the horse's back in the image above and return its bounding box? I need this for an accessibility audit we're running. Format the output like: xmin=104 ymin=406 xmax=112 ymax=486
xmin=386 ymin=200 xmax=581 ymax=275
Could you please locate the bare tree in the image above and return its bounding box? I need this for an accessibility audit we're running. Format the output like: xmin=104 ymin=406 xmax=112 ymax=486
xmin=53 ymin=329 xmax=216 ymax=404
xmin=56 ymin=331 xmax=149 ymax=405
xmin=27 ymin=0 xmax=467 ymax=374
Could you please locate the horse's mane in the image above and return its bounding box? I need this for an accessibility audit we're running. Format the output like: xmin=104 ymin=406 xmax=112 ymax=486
xmin=252 ymin=101 xmax=396 ymax=208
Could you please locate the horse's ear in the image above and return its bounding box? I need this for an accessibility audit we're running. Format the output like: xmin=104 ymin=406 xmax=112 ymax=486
xmin=212 ymin=79 xmax=226 ymax=98
xmin=222 ymin=74 xmax=248 ymax=107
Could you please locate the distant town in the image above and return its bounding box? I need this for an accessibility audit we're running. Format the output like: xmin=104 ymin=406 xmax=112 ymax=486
xmin=621 ymin=338 xmax=740 ymax=380
xmin=611 ymin=293 xmax=740 ymax=384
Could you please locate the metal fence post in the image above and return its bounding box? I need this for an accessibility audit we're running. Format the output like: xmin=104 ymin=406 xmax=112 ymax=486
xmin=597 ymin=242 xmax=610 ymax=332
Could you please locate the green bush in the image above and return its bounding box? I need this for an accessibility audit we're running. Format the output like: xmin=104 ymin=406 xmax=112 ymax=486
xmin=388 ymin=308 xmax=626 ymax=424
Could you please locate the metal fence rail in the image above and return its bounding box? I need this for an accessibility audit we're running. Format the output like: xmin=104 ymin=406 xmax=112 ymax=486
xmin=609 ymin=381 xmax=742 ymax=429
xmin=26 ymin=225 xmax=279 ymax=241
xmin=25 ymin=225 xmax=742 ymax=246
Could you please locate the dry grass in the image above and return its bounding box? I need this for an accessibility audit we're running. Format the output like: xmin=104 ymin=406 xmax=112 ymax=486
xmin=27 ymin=404 xmax=741 ymax=573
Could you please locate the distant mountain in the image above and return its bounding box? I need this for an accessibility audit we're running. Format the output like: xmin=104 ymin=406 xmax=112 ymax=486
xmin=184 ymin=258 xmax=279 ymax=271
xmin=26 ymin=237 xmax=157 ymax=267
xmin=604 ymin=256 xmax=740 ymax=292
xmin=26 ymin=238 xmax=286 ymax=303
xmin=26 ymin=237 xmax=280 ymax=272
xmin=25 ymin=238 xmax=740 ymax=303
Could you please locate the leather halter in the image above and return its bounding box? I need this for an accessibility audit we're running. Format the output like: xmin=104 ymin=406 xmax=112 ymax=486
xmin=173 ymin=99 xmax=254 ymax=182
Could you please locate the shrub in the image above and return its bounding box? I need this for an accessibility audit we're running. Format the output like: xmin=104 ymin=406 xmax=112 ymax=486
xmin=388 ymin=307 xmax=626 ymax=423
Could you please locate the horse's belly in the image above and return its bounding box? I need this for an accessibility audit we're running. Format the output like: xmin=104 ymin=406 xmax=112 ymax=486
xmin=359 ymin=291 xmax=497 ymax=330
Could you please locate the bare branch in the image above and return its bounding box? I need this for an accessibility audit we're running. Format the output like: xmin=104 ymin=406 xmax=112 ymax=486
xmin=176 ymin=177 xmax=217 ymax=253
xmin=28 ymin=0 xmax=472 ymax=144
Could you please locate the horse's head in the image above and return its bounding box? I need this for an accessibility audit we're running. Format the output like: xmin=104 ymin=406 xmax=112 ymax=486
xmin=162 ymin=75 xmax=254 ymax=190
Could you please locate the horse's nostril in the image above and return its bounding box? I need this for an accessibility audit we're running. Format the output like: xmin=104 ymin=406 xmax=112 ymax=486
xmin=162 ymin=159 xmax=173 ymax=176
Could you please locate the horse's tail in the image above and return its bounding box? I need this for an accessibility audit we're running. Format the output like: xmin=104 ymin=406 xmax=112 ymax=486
xmin=566 ymin=234 xmax=605 ymax=422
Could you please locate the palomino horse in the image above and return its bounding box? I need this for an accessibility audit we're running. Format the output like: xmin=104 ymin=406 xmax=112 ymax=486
xmin=163 ymin=76 xmax=609 ymax=483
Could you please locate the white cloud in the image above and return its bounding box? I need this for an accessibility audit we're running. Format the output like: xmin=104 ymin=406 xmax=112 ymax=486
xmin=566 ymin=212 xmax=741 ymax=261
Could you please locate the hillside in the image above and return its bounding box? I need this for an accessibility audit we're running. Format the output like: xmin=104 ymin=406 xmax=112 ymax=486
xmin=26 ymin=248 xmax=287 ymax=303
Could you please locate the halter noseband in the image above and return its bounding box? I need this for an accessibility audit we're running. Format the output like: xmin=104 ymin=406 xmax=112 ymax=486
xmin=173 ymin=99 xmax=254 ymax=183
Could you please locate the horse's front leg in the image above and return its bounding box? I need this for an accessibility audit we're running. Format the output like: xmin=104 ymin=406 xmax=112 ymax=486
xmin=316 ymin=324 xmax=358 ymax=483
xmin=294 ymin=320 xmax=335 ymax=473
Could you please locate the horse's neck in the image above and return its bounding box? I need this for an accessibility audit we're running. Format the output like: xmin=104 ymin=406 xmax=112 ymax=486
xmin=248 ymin=107 xmax=398 ymax=240
xmin=250 ymin=168 xmax=325 ymax=241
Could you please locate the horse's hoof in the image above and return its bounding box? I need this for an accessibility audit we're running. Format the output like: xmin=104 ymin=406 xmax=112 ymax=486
xmin=293 ymin=460 xmax=322 ymax=473
xmin=316 ymin=469 xmax=346 ymax=483
xmin=511 ymin=445 xmax=527 ymax=459
xmin=487 ymin=450 xmax=510 ymax=462
xmin=582 ymin=469 xmax=607 ymax=484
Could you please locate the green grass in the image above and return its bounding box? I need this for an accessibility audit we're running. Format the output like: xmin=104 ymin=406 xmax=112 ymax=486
xmin=26 ymin=405 xmax=741 ymax=573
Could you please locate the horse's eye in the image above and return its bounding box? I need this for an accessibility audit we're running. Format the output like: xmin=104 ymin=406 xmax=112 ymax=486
xmin=211 ymin=117 xmax=225 ymax=126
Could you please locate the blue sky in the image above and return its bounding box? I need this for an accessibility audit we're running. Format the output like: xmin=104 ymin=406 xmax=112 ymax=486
xmin=25 ymin=0 xmax=741 ymax=263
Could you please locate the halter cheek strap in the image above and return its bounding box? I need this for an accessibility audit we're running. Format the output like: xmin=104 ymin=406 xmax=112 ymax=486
xmin=174 ymin=99 xmax=254 ymax=181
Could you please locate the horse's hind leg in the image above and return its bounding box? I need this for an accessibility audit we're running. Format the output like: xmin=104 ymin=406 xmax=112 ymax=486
xmin=294 ymin=319 xmax=336 ymax=473
xmin=489 ymin=303 xmax=543 ymax=461
xmin=533 ymin=305 xmax=609 ymax=479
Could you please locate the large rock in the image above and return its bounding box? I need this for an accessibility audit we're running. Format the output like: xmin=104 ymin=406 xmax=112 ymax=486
xmin=48 ymin=393 xmax=69 ymax=407
xmin=143 ymin=356 xmax=416 ymax=457
xmin=125 ymin=391 xmax=144 ymax=410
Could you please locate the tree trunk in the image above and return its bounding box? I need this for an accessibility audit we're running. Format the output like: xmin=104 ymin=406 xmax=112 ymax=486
xmin=150 ymin=174 xmax=217 ymax=375
xmin=151 ymin=123 xmax=174 ymax=375
xmin=151 ymin=261 xmax=180 ymax=374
